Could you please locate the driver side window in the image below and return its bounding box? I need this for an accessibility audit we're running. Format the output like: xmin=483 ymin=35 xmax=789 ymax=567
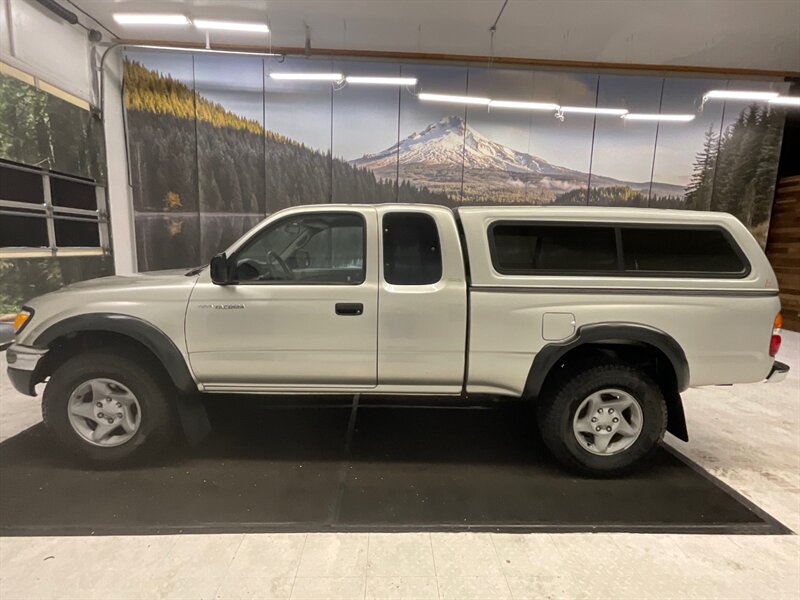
xmin=233 ymin=212 xmax=365 ymax=284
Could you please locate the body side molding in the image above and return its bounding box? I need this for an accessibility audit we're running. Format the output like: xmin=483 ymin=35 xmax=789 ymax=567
xmin=34 ymin=313 xmax=197 ymax=393
xmin=471 ymin=286 xmax=778 ymax=298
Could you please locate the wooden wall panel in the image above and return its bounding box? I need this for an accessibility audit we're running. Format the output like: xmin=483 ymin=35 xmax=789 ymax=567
xmin=766 ymin=176 xmax=800 ymax=331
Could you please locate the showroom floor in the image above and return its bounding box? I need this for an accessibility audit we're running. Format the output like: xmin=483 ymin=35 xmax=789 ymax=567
xmin=0 ymin=334 xmax=798 ymax=600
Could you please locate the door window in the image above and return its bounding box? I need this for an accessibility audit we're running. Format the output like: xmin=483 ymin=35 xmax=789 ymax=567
xmin=233 ymin=212 xmax=365 ymax=284
xmin=382 ymin=212 xmax=442 ymax=285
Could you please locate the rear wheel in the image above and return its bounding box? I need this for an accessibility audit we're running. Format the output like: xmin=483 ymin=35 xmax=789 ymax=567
xmin=537 ymin=363 xmax=667 ymax=476
xmin=43 ymin=351 xmax=177 ymax=465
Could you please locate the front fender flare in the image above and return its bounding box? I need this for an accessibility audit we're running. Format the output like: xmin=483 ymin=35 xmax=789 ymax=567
xmin=33 ymin=313 xmax=197 ymax=394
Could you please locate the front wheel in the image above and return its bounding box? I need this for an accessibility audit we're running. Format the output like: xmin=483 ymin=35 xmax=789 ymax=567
xmin=537 ymin=363 xmax=667 ymax=476
xmin=42 ymin=351 xmax=177 ymax=465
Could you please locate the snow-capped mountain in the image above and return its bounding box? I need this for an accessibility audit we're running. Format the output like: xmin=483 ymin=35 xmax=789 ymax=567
xmin=350 ymin=114 xmax=684 ymax=202
xmin=352 ymin=115 xmax=576 ymax=176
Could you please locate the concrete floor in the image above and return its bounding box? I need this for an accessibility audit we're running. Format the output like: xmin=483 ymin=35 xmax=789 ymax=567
xmin=0 ymin=333 xmax=798 ymax=599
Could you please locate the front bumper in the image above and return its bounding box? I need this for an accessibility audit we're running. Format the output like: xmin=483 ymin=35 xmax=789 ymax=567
xmin=766 ymin=361 xmax=790 ymax=384
xmin=5 ymin=344 xmax=48 ymax=396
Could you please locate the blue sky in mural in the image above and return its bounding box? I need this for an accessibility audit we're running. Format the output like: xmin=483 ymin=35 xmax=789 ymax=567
xmin=590 ymin=74 xmax=662 ymax=187
xmin=194 ymin=53 xmax=263 ymax=124
xmin=652 ymin=77 xmax=725 ymax=187
xmin=332 ymin=59 xmax=402 ymax=164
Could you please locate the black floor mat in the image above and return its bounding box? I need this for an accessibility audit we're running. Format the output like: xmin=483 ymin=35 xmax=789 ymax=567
xmin=0 ymin=399 xmax=789 ymax=536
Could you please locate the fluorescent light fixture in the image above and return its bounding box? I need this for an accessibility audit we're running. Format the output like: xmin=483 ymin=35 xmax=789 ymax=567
xmin=489 ymin=99 xmax=560 ymax=111
xmin=703 ymin=90 xmax=779 ymax=101
xmin=193 ymin=19 xmax=269 ymax=33
xmin=560 ymin=106 xmax=628 ymax=116
xmin=113 ymin=14 xmax=190 ymax=25
xmin=131 ymin=45 xmax=280 ymax=57
xmin=269 ymin=72 xmax=343 ymax=81
xmin=769 ymin=96 xmax=800 ymax=106
xmin=418 ymin=93 xmax=491 ymax=105
xmin=623 ymin=113 xmax=696 ymax=122
xmin=345 ymin=76 xmax=418 ymax=86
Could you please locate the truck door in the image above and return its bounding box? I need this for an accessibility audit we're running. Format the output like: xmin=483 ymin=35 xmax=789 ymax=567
xmin=185 ymin=207 xmax=379 ymax=390
xmin=376 ymin=207 xmax=468 ymax=393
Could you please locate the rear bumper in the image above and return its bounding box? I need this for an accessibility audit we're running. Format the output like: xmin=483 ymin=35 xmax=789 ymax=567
xmin=766 ymin=361 xmax=790 ymax=383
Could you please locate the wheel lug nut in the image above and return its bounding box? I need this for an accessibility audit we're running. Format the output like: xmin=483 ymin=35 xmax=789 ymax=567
xmin=98 ymin=412 xmax=104 ymax=418
xmin=117 ymin=413 xmax=123 ymax=418
xmin=116 ymin=402 xmax=121 ymax=408
xmin=612 ymin=417 xmax=619 ymax=423
xmin=595 ymin=426 xmax=601 ymax=432
xmin=96 ymin=402 xmax=103 ymax=408
xmin=598 ymin=408 xmax=604 ymax=414
xmin=591 ymin=417 xmax=597 ymax=423
xmin=606 ymin=426 xmax=612 ymax=432
xmin=608 ymin=408 xmax=614 ymax=414
xmin=107 ymin=418 xmax=114 ymax=424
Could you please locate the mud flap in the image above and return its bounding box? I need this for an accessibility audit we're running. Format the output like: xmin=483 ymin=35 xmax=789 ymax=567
xmin=665 ymin=389 xmax=689 ymax=442
xmin=174 ymin=392 xmax=211 ymax=446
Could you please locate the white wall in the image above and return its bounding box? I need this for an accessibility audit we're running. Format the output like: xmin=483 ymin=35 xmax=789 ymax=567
xmin=101 ymin=48 xmax=137 ymax=274
xmin=0 ymin=0 xmax=94 ymax=103
xmin=0 ymin=0 xmax=137 ymax=274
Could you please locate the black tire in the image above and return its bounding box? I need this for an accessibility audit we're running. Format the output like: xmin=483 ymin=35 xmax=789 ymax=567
xmin=42 ymin=350 xmax=177 ymax=465
xmin=537 ymin=363 xmax=668 ymax=476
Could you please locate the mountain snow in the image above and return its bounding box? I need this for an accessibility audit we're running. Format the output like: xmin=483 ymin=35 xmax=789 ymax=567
xmin=351 ymin=115 xmax=574 ymax=175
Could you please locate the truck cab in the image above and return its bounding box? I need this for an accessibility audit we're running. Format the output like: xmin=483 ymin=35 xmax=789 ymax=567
xmin=188 ymin=204 xmax=468 ymax=395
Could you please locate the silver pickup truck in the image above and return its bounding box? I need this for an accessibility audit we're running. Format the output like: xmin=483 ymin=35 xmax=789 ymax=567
xmin=6 ymin=204 xmax=789 ymax=474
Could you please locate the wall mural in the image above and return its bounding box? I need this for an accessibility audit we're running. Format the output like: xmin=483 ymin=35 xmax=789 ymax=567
xmin=123 ymin=51 xmax=789 ymax=272
xmin=0 ymin=72 xmax=105 ymax=182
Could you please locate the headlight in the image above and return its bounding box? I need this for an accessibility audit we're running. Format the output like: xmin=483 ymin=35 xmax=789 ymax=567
xmin=13 ymin=308 xmax=33 ymax=334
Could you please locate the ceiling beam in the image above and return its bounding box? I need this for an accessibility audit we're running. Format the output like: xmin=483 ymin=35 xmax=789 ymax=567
xmin=117 ymin=39 xmax=799 ymax=79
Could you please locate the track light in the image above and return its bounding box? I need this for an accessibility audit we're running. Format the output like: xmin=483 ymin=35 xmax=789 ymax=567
xmin=768 ymin=96 xmax=800 ymax=107
xmin=489 ymin=100 xmax=560 ymax=111
xmin=418 ymin=93 xmax=491 ymax=105
xmin=269 ymin=73 xmax=343 ymax=81
xmin=193 ymin=20 xmax=270 ymax=33
xmin=623 ymin=113 xmax=696 ymax=122
xmin=559 ymin=106 xmax=629 ymax=116
xmin=113 ymin=14 xmax=190 ymax=25
xmin=703 ymin=90 xmax=779 ymax=101
xmin=345 ymin=76 xmax=418 ymax=86
xmin=132 ymin=45 xmax=280 ymax=57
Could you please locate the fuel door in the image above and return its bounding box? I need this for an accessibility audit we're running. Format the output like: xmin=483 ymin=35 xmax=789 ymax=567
xmin=542 ymin=312 xmax=576 ymax=341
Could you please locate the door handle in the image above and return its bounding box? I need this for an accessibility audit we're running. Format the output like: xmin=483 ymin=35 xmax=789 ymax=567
xmin=335 ymin=303 xmax=363 ymax=316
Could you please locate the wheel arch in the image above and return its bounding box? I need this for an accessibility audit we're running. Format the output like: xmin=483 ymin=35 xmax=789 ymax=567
xmin=525 ymin=322 xmax=689 ymax=442
xmin=32 ymin=313 xmax=196 ymax=394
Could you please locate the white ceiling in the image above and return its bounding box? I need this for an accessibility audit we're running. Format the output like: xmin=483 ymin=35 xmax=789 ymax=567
xmin=69 ymin=0 xmax=800 ymax=73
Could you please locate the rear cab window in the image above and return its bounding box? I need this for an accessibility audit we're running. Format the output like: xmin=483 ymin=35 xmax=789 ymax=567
xmin=489 ymin=221 xmax=749 ymax=278
xmin=382 ymin=212 xmax=443 ymax=285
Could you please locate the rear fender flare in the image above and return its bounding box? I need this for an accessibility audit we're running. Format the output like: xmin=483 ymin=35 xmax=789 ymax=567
xmin=525 ymin=322 xmax=690 ymax=442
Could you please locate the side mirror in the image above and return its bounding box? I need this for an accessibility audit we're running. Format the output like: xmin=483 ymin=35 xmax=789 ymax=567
xmin=210 ymin=253 xmax=232 ymax=285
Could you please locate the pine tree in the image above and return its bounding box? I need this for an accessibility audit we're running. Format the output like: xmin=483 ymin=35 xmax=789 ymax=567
xmin=685 ymin=125 xmax=718 ymax=211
